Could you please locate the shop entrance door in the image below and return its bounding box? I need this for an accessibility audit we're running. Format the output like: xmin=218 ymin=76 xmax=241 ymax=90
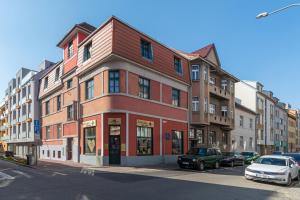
xmin=67 ymin=138 xmax=73 ymax=160
xmin=109 ymin=126 xmax=121 ymax=165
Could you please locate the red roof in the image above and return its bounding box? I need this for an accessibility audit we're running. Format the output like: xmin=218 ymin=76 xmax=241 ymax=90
xmin=192 ymin=43 xmax=215 ymax=58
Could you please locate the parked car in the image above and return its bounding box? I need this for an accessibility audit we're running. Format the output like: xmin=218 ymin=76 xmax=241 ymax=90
xmin=272 ymin=151 xmax=284 ymax=155
xmin=245 ymin=155 xmax=300 ymax=186
xmin=177 ymin=147 xmax=223 ymax=171
xmin=221 ymin=152 xmax=245 ymax=167
xmin=283 ymin=153 xmax=300 ymax=166
xmin=241 ymin=151 xmax=260 ymax=164
xmin=4 ymin=151 xmax=14 ymax=157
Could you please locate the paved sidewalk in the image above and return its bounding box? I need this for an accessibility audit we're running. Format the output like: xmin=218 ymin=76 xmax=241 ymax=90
xmin=37 ymin=159 xmax=93 ymax=169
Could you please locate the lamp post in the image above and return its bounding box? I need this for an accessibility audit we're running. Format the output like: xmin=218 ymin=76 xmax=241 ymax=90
xmin=256 ymin=3 xmax=300 ymax=19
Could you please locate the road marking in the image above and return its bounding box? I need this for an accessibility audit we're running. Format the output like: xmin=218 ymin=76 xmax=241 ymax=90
xmin=0 ymin=172 xmax=15 ymax=180
xmin=0 ymin=168 xmax=11 ymax=172
xmin=52 ymin=172 xmax=67 ymax=176
xmin=11 ymin=170 xmax=32 ymax=179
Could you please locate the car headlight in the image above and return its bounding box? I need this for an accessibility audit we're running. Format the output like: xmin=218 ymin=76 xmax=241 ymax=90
xmin=192 ymin=158 xmax=196 ymax=162
xmin=178 ymin=157 xmax=182 ymax=161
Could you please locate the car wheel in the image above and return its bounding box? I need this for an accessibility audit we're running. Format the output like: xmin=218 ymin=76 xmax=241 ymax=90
xmin=286 ymin=174 xmax=292 ymax=186
xmin=296 ymin=171 xmax=300 ymax=181
xmin=198 ymin=161 xmax=205 ymax=171
xmin=230 ymin=161 xmax=234 ymax=167
xmin=215 ymin=161 xmax=220 ymax=169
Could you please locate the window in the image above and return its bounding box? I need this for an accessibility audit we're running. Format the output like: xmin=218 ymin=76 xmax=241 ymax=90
xmin=250 ymin=118 xmax=253 ymax=129
xmin=22 ymin=122 xmax=26 ymax=133
xmin=67 ymin=79 xmax=73 ymax=89
xmin=172 ymin=131 xmax=183 ymax=155
xmin=67 ymin=41 xmax=74 ymax=58
xmin=57 ymin=95 xmax=61 ymax=111
xmin=13 ymin=95 xmax=16 ymax=105
xmin=260 ymin=130 xmax=264 ymax=140
xmin=196 ymin=129 xmax=204 ymax=144
xmin=239 ymin=136 xmax=244 ymax=147
xmin=83 ymin=42 xmax=92 ymax=61
xmin=174 ymin=57 xmax=183 ymax=75
xmin=28 ymin=85 xmax=31 ymax=96
xmin=221 ymin=79 xmax=228 ymax=90
xmin=204 ymin=97 xmax=208 ymax=113
xmin=209 ymin=77 xmax=216 ymax=85
xmin=28 ymin=122 xmax=31 ymax=133
xmin=57 ymin=124 xmax=62 ymax=139
xmin=47 ymin=150 xmax=50 ymax=157
xmin=13 ymin=110 xmax=16 ymax=120
xmin=22 ymin=104 xmax=26 ymax=116
xmin=109 ymin=71 xmax=120 ymax=93
xmin=192 ymin=97 xmax=199 ymax=111
xmin=208 ymin=131 xmax=216 ymax=145
xmin=137 ymin=126 xmax=153 ymax=155
xmin=46 ymin=126 xmax=50 ymax=139
xmin=139 ymin=77 xmax=150 ymax=99
xmin=192 ymin=65 xmax=200 ymax=80
xmin=53 ymin=151 xmax=55 ymax=158
xmin=67 ymin=105 xmax=74 ymax=121
xmin=13 ymin=125 xmax=16 ymax=134
xmin=84 ymin=127 xmax=96 ymax=154
xmin=58 ymin=151 xmax=61 ymax=158
xmin=222 ymin=132 xmax=228 ymax=145
xmin=240 ymin=115 xmax=244 ymax=127
xmin=172 ymin=88 xmax=180 ymax=107
xmin=45 ymin=101 xmax=50 ymax=115
xmin=209 ymin=104 xmax=216 ymax=114
xmin=85 ymin=79 xmax=94 ymax=100
xmin=141 ymin=39 xmax=152 ymax=60
xmin=221 ymin=106 xmax=228 ymax=117
xmin=204 ymin=65 xmax=208 ymax=80
xmin=22 ymin=88 xmax=26 ymax=98
xmin=55 ymin=68 xmax=60 ymax=81
xmin=28 ymin=103 xmax=31 ymax=114
xmin=249 ymin=137 xmax=253 ymax=149
xmin=44 ymin=76 xmax=48 ymax=90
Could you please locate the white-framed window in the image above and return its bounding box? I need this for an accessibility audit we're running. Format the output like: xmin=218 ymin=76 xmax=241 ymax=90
xmin=221 ymin=106 xmax=228 ymax=117
xmin=209 ymin=104 xmax=216 ymax=114
xmin=192 ymin=97 xmax=199 ymax=111
xmin=209 ymin=77 xmax=216 ymax=85
xmin=191 ymin=65 xmax=200 ymax=80
xmin=221 ymin=79 xmax=228 ymax=90
xmin=239 ymin=115 xmax=244 ymax=127
xmin=239 ymin=136 xmax=244 ymax=147
xmin=204 ymin=97 xmax=208 ymax=113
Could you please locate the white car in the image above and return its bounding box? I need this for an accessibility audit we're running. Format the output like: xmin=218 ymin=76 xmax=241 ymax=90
xmin=245 ymin=155 xmax=300 ymax=186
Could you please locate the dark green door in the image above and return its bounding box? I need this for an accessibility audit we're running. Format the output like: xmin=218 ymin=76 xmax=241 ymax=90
xmin=109 ymin=126 xmax=121 ymax=165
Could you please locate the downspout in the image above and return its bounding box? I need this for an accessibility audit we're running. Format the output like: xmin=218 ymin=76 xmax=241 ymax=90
xmin=77 ymin=74 xmax=81 ymax=163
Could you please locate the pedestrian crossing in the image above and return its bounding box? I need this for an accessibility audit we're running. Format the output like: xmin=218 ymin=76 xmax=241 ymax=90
xmin=0 ymin=169 xmax=32 ymax=180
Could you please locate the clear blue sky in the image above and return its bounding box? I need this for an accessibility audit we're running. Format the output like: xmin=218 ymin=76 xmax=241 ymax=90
xmin=0 ymin=0 xmax=299 ymax=108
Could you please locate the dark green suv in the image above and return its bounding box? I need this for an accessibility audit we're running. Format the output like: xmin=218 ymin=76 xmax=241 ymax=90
xmin=177 ymin=147 xmax=223 ymax=171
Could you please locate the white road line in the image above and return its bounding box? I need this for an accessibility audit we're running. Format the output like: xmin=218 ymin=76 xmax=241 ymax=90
xmin=52 ymin=172 xmax=67 ymax=176
xmin=0 ymin=172 xmax=15 ymax=180
xmin=11 ymin=170 xmax=32 ymax=179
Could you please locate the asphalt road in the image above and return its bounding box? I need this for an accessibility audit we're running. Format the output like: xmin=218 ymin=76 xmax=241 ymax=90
xmin=0 ymin=160 xmax=299 ymax=200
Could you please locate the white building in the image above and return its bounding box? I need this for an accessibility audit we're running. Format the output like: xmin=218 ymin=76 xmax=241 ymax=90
xmin=231 ymin=99 xmax=256 ymax=152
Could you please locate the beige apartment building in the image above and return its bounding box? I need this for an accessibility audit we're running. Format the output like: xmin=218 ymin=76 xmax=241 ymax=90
xmin=178 ymin=44 xmax=238 ymax=152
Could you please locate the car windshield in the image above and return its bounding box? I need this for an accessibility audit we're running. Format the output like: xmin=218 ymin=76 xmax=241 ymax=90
xmin=188 ymin=148 xmax=207 ymax=156
xmin=284 ymin=154 xmax=300 ymax=162
xmin=255 ymin=157 xmax=287 ymax=166
xmin=241 ymin=152 xmax=254 ymax=157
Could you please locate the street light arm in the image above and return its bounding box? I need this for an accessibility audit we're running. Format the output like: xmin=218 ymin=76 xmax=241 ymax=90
xmin=256 ymin=3 xmax=300 ymax=19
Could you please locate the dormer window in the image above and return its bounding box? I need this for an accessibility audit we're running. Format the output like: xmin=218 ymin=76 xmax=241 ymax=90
xmin=141 ymin=39 xmax=153 ymax=60
xmin=44 ymin=76 xmax=48 ymax=90
xmin=68 ymin=41 xmax=74 ymax=59
xmin=174 ymin=57 xmax=183 ymax=75
xmin=83 ymin=42 xmax=92 ymax=61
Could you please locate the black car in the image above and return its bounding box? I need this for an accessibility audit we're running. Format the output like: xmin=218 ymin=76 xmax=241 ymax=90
xmin=177 ymin=147 xmax=223 ymax=171
xmin=283 ymin=153 xmax=300 ymax=166
xmin=221 ymin=152 xmax=245 ymax=167
xmin=4 ymin=151 xmax=14 ymax=157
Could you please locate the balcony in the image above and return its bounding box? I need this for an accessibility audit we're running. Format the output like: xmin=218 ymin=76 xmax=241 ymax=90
xmin=209 ymin=84 xmax=231 ymax=99
xmin=26 ymin=98 xmax=32 ymax=104
xmin=209 ymin=113 xmax=232 ymax=126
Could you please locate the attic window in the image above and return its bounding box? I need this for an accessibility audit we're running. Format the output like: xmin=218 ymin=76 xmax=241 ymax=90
xmin=68 ymin=41 xmax=74 ymax=59
xmin=174 ymin=57 xmax=183 ymax=75
xmin=141 ymin=39 xmax=153 ymax=60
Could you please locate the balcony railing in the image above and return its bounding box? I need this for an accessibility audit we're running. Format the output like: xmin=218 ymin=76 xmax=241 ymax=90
xmin=209 ymin=84 xmax=231 ymax=99
xmin=209 ymin=113 xmax=232 ymax=126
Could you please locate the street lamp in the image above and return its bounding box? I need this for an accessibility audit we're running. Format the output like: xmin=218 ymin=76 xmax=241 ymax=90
xmin=256 ymin=3 xmax=300 ymax=19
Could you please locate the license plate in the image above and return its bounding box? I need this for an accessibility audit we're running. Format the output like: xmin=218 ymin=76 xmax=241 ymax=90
xmin=256 ymin=174 xmax=267 ymax=178
xmin=182 ymin=162 xmax=189 ymax=165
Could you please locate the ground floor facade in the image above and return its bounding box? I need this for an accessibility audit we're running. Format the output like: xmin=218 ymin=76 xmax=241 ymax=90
xmin=274 ymin=141 xmax=288 ymax=152
xmin=79 ymin=112 xmax=188 ymax=166
xmin=7 ymin=142 xmax=38 ymax=159
xmin=257 ymin=144 xmax=275 ymax=155
xmin=189 ymin=124 xmax=231 ymax=152
xmin=0 ymin=141 xmax=7 ymax=152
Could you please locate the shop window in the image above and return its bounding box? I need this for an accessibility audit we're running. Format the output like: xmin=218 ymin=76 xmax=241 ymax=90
xmin=172 ymin=131 xmax=183 ymax=155
xmin=137 ymin=126 xmax=153 ymax=155
xmin=84 ymin=127 xmax=96 ymax=155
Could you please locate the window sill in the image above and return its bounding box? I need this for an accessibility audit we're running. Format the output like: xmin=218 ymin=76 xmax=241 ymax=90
xmin=142 ymin=56 xmax=153 ymax=63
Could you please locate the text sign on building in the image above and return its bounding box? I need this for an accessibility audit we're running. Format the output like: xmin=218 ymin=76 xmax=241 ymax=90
xmin=83 ymin=120 xmax=97 ymax=128
xmin=136 ymin=120 xmax=154 ymax=128
xmin=108 ymin=118 xmax=121 ymax=125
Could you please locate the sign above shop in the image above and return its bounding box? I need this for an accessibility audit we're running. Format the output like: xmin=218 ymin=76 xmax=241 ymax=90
xmin=136 ymin=120 xmax=154 ymax=128
xmin=83 ymin=120 xmax=97 ymax=128
xmin=108 ymin=118 xmax=121 ymax=125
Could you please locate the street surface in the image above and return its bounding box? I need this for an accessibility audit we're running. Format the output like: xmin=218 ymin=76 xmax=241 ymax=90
xmin=0 ymin=159 xmax=299 ymax=200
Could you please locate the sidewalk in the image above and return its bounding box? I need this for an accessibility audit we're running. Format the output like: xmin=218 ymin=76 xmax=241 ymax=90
xmin=37 ymin=159 xmax=93 ymax=169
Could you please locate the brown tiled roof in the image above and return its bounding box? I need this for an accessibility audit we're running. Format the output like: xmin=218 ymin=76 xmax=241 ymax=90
xmin=192 ymin=43 xmax=215 ymax=58
xmin=77 ymin=22 xmax=97 ymax=32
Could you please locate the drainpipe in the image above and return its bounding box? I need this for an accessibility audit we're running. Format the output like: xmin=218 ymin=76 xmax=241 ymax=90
xmin=76 ymin=75 xmax=81 ymax=163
